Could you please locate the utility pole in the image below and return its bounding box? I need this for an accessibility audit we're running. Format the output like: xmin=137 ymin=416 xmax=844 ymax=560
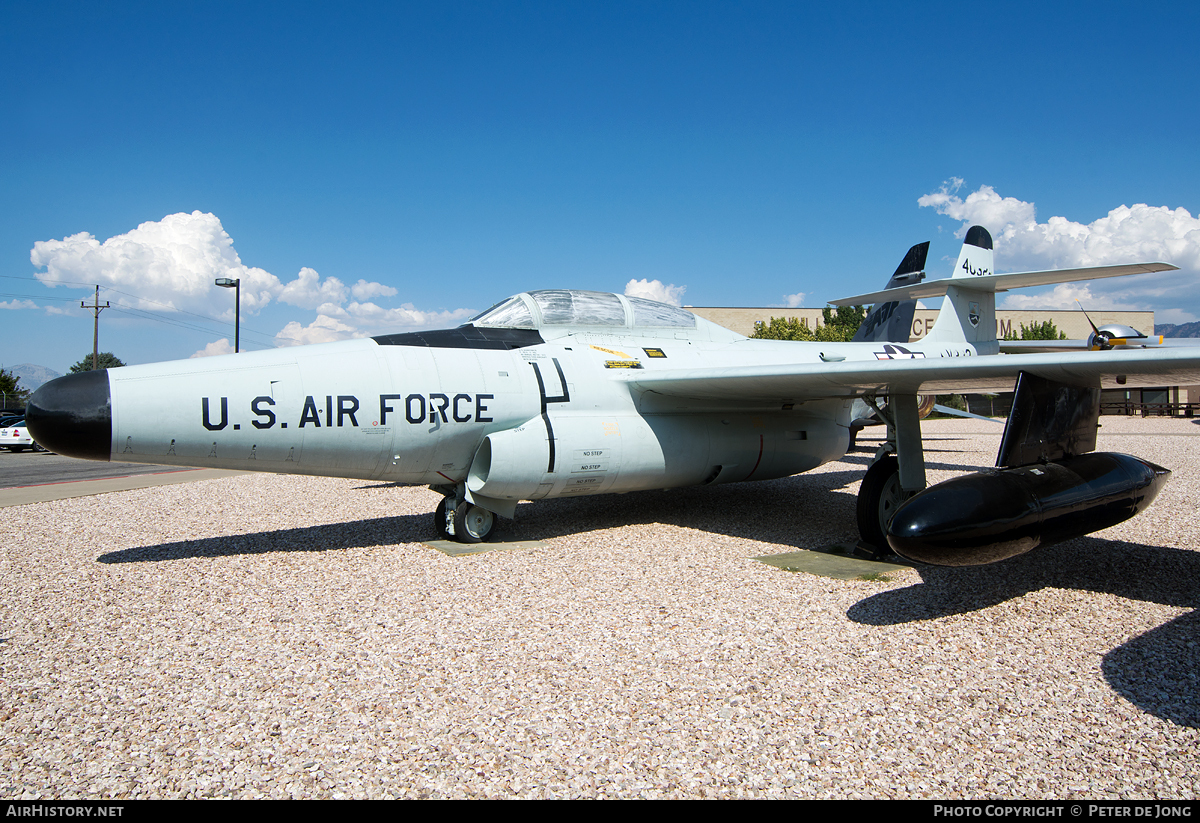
xmin=81 ymin=285 xmax=110 ymax=370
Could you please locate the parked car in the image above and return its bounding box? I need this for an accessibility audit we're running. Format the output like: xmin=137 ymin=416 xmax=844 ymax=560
xmin=0 ymin=419 xmax=44 ymax=452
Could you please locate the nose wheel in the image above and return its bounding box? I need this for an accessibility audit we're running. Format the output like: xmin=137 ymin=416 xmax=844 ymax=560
xmin=434 ymin=497 xmax=453 ymax=540
xmin=433 ymin=497 xmax=496 ymax=543
xmin=454 ymin=502 xmax=495 ymax=543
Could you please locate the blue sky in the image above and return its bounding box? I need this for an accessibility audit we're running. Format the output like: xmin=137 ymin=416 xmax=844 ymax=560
xmin=3 ymin=2 xmax=1199 ymax=373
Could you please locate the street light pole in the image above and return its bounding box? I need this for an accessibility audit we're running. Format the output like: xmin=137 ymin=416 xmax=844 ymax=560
xmin=214 ymin=278 xmax=241 ymax=353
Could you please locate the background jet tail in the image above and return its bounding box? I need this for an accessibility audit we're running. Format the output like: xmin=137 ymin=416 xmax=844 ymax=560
xmin=848 ymin=241 xmax=930 ymax=443
xmin=923 ymin=226 xmax=999 ymax=353
xmin=828 ymin=226 xmax=1174 ymax=355
xmin=851 ymin=241 xmax=928 ymax=343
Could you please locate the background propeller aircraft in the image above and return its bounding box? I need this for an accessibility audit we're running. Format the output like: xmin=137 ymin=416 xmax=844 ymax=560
xmin=26 ymin=226 xmax=1200 ymax=565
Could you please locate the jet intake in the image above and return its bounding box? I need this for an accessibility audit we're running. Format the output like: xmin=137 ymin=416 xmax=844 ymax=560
xmin=886 ymin=452 xmax=1170 ymax=566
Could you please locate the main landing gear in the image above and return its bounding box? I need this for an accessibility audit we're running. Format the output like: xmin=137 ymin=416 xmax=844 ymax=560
xmin=855 ymin=393 xmax=925 ymax=561
xmin=856 ymin=455 xmax=914 ymax=560
xmin=433 ymin=495 xmax=496 ymax=544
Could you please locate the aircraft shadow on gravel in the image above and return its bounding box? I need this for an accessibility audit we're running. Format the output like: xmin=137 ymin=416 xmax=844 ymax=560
xmin=96 ymin=469 xmax=870 ymax=563
xmin=96 ymin=465 xmax=1198 ymax=727
xmin=847 ymin=538 xmax=1200 ymax=728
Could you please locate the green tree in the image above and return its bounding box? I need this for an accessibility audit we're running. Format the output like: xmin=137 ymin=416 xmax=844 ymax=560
xmin=1 ymin=367 xmax=29 ymax=407
xmin=752 ymin=315 xmax=815 ymax=341
xmin=751 ymin=305 xmax=866 ymax=342
xmin=932 ymin=394 xmax=968 ymax=415
xmin=1002 ymin=320 xmax=1067 ymax=341
xmin=69 ymin=352 xmax=127 ymax=373
xmin=817 ymin=304 xmax=867 ymax=341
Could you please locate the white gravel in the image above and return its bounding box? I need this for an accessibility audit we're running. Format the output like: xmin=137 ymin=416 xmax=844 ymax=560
xmin=2 ymin=417 xmax=1198 ymax=799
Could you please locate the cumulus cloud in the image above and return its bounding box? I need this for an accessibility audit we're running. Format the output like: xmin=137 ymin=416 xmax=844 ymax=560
xmin=31 ymin=211 xmax=282 ymax=319
xmin=351 ymin=279 xmax=398 ymax=301
xmin=275 ymin=315 xmax=364 ymax=347
xmin=191 ymin=338 xmax=236 ymax=358
xmin=274 ymin=304 xmax=477 ymax=347
xmin=0 ymin=299 xmax=39 ymax=310
xmin=30 ymin=211 xmax=477 ymax=347
xmin=920 ymin=181 xmax=1200 ymax=313
xmin=998 ymin=283 xmax=1122 ymax=311
xmin=340 ymin=301 xmax=476 ymax=330
xmin=918 ymin=180 xmax=1036 ymax=242
xmin=1156 ymin=307 xmax=1198 ymax=324
xmin=768 ymin=292 xmax=807 ymax=309
xmin=920 ymin=181 xmax=1200 ymax=271
xmin=624 ymin=278 xmax=686 ymax=306
xmin=278 ymin=267 xmax=349 ymax=309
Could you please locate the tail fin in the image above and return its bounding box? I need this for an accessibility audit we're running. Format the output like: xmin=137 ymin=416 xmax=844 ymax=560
xmin=851 ymin=241 xmax=929 ymax=343
xmin=828 ymin=229 xmax=1175 ymax=352
xmin=923 ymin=226 xmax=998 ymax=353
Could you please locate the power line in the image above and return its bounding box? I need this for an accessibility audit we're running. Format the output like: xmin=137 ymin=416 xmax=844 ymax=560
xmin=105 ymin=306 xmax=276 ymax=350
xmin=1 ymin=273 xmax=299 ymax=345
xmin=0 ymin=274 xmax=282 ymax=338
xmin=0 ymin=291 xmax=81 ymax=302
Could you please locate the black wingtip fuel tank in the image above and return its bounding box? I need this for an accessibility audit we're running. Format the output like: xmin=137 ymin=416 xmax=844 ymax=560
xmin=882 ymin=371 xmax=1170 ymax=566
xmin=886 ymin=452 xmax=1171 ymax=566
xmin=24 ymin=369 xmax=113 ymax=461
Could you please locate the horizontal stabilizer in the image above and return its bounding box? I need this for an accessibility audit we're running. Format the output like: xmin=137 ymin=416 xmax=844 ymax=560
xmin=932 ymin=404 xmax=1003 ymax=423
xmin=829 ymin=262 xmax=1178 ymax=307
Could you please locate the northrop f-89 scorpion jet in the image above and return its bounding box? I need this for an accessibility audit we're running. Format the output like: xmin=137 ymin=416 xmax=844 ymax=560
xmin=26 ymin=226 xmax=1200 ymax=566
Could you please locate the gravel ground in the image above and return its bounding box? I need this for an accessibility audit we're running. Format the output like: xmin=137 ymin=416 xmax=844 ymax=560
xmin=2 ymin=417 xmax=1198 ymax=799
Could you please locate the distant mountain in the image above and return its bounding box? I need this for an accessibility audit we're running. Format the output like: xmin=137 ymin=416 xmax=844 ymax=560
xmin=8 ymin=363 xmax=62 ymax=392
xmin=1155 ymin=322 xmax=1200 ymax=338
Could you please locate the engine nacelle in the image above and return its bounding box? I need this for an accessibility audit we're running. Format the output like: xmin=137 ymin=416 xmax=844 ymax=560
xmin=886 ymin=452 xmax=1170 ymax=566
xmin=467 ymin=410 xmax=846 ymax=503
xmin=466 ymin=412 xmax=669 ymax=501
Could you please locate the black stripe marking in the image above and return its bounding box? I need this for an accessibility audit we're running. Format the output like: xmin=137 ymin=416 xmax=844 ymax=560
xmin=530 ymin=358 xmax=570 ymax=473
xmin=372 ymin=326 xmax=544 ymax=350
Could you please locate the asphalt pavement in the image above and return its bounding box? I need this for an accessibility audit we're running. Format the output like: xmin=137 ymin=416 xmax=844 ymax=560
xmin=0 ymin=449 xmax=244 ymax=506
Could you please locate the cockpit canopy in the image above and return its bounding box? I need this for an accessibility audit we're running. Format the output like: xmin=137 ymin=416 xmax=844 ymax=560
xmin=468 ymin=290 xmax=696 ymax=330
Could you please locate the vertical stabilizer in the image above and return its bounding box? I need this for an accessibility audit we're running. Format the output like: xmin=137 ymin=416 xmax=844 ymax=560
xmin=852 ymin=241 xmax=929 ymax=343
xmin=924 ymin=226 xmax=998 ymax=353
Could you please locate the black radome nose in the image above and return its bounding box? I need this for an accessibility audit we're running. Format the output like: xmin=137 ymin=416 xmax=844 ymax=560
xmin=24 ymin=370 xmax=113 ymax=461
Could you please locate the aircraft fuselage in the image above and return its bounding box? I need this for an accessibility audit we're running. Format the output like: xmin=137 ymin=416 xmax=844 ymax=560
xmin=28 ymin=245 xmax=1193 ymax=559
xmin=94 ymin=329 xmax=882 ymax=501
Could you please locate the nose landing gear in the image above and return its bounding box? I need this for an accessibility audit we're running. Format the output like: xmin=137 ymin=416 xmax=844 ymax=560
xmin=432 ymin=495 xmax=496 ymax=543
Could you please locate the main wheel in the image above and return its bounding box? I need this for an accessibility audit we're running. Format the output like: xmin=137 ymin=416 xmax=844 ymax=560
xmin=856 ymin=455 xmax=914 ymax=557
xmin=453 ymin=502 xmax=495 ymax=544
xmin=433 ymin=497 xmax=453 ymax=540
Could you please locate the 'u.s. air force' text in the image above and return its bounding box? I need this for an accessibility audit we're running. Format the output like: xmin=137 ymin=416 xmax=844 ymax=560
xmin=200 ymin=394 xmax=495 ymax=431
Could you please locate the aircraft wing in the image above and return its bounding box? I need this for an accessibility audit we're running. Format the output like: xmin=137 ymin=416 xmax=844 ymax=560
xmin=998 ymin=337 xmax=1195 ymax=353
xmin=997 ymin=339 xmax=1094 ymax=353
xmin=621 ymin=347 xmax=1200 ymax=403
